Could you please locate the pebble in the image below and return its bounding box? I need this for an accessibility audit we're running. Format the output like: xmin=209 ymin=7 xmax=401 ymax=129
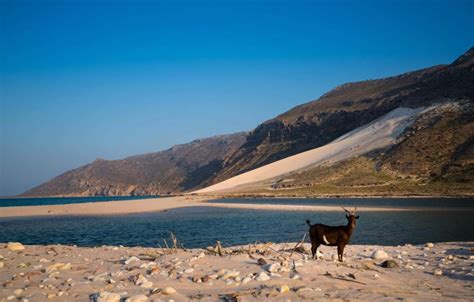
xmin=425 ymin=242 xmax=434 ymax=248
xmin=296 ymin=287 xmax=313 ymax=294
xmin=257 ymin=258 xmax=267 ymax=266
xmin=7 ymin=242 xmax=25 ymax=251
xmin=183 ymin=268 xmax=194 ymax=274
xmin=221 ymin=270 xmax=240 ymax=280
xmin=14 ymin=289 xmax=24 ymax=296
xmin=381 ymin=260 xmax=398 ymax=268
xmin=125 ymin=294 xmax=148 ymax=302
xmin=372 ymin=250 xmax=389 ymax=260
xmin=291 ymin=274 xmax=301 ymax=280
xmin=434 ymin=269 xmax=443 ymax=276
xmin=96 ymin=291 xmax=121 ymax=302
xmin=278 ymin=285 xmax=290 ymax=294
xmin=207 ymin=273 xmax=218 ymax=280
xmin=161 ymin=287 xmax=177 ymax=295
xmin=0 ymin=262 xmax=4 ymax=268
xmin=124 ymin=256 xmax=140 ymax=265
xmin=7 ymin=296 xmax=16 ymax=301
xmin=256 ymin=272 xmax=271 ymax=281
xmin=47 ymin=293 xmax=56 ymax=299
xmin=263 ymin=263 xmax=281 ymax=273
xmin=140 ymin=281 xmax=153 ymax=288
xmin=242 ymin=277 xmax=252 ymax=284
xmin=46 ymin=262 xmax=71 ymax=272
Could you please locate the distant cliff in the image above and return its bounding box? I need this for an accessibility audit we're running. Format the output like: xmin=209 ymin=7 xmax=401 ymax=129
xmin=22 ymin=133 xmax=247 ymax=196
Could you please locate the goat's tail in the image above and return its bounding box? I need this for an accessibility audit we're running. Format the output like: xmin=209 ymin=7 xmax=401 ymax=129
xmin=306 ymin=219 xmax=312 ymax=227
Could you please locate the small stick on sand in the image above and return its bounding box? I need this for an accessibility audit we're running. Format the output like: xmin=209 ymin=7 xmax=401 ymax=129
xmin=290 ymin=233 xmax=306 ymax=257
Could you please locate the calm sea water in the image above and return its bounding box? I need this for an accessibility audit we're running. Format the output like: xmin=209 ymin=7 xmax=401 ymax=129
xmin=0 ymin=196 xmax=160 ymax=207
xmin=1 ymin=198 xmax=473 ymax=248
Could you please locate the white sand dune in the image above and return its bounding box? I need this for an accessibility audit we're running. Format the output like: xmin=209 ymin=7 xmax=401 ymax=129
xmin=195 ymin=106 xmax=431 ymax=193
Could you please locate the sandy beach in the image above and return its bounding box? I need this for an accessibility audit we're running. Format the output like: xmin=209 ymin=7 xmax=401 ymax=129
xmin=0 ymin=241 xmax=473 ymax=301
xmin=0 ymin=196 xmax=208 ymax=218
xmin=2 ymin=196 xmax=473 ymax=218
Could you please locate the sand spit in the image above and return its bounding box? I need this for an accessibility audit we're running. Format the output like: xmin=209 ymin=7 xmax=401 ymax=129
xmin=195 ymin=106 xmax=431 ymax=193
xmin=0 ymin=242 xmax=473 ymax=301
xmin=0 ymin=196 xmax=208 ymax=218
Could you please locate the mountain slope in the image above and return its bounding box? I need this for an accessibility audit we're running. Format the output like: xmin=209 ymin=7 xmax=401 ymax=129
xmin=22 ymin=133 xmax=247 ymax=196
xmin=207 ymin=101 xmax=473 ymax=196
xmin=195 ymin=106 xmax=431 ymax=193
xmin=208 ymin=47 xmax=474 ymax=186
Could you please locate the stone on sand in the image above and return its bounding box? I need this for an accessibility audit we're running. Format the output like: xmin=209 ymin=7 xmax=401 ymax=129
xmin=161 ymin=287 xmax=177 ymax=295
xmin=263 ymin=263 xmax=281 ymax=273
xmin=221 ymin=270 xmax=240 ymax=280
xmin=7 ymin=242 xmax=25 ymax=251
xmin=46 ymin=262 xmax=71 ymax=272
xmin=372 ymin=250 xmax=389 ymax=260
xmin=257 ymin=258 xmax=267 ymax=266
xmin=96 ymin=291 xmax=121 ymax=302
xmin=278 ymin=285 xmax=290 ymax=294
xmin=125 ymin=294 xmax=148 ymax=302
xmin=256 ymin=272 xmax=271 ymax=281
xmin=381 ymin=260 xmax=398 ymax=268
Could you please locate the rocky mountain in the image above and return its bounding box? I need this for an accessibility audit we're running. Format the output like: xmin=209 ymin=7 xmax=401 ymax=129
xmin=207 ymin=48 xmax=474 ymax=187
xmin=23 ymin=133 xmax=247 ymax=196
xmin=23 ymin=47 xmax=474 ymax=196
xmin=227 ymin=101 xmax=473 ymax=197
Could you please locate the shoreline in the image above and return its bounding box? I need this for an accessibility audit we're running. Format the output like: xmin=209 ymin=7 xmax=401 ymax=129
xmin=1 ymin=195 xmax=474 ymax=218
xmin=0 ymin=241 xmax=472 ymax=301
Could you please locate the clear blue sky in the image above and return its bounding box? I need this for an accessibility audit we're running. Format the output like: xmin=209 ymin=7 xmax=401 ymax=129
xmin=1 ymin=0 xmax=472 ymax=196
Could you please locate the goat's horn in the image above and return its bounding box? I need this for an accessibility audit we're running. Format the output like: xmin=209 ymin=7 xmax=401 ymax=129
xmin=341 ymin=206 xmax=350 ymax=214
xmin=354 ymin=206 xmax=358 ymax=213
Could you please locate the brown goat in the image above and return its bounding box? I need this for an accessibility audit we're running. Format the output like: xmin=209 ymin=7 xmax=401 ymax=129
xmin=306 ymin=207 xmax=359 ymax=262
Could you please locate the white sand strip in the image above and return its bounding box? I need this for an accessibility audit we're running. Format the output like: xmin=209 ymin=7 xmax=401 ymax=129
xmin=0 ymin=196 xmax=208 ymax=218
xmin=194 ymin=107 xmax=430 ymax=193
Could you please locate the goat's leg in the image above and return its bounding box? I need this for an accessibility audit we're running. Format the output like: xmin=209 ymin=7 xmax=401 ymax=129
xmin=337 ymin=245 xmax=345 ymax=262
xmin=311 ymin=242 xmax=320 ymax=260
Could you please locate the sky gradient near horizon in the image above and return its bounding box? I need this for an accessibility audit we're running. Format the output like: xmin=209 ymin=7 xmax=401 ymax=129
xmin=1 ymin=0 xmax=473 ymax=196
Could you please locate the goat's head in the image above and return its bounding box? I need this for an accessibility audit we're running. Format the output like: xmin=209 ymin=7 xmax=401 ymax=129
xmin=342 ymin=206 xmax=359 ymax=225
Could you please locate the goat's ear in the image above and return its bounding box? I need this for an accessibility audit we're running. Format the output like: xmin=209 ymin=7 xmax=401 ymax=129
xmin=346 ymin=215 xmax=349 ymax=219
xmin=356 ymin=215 xmax=360 ymax=219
